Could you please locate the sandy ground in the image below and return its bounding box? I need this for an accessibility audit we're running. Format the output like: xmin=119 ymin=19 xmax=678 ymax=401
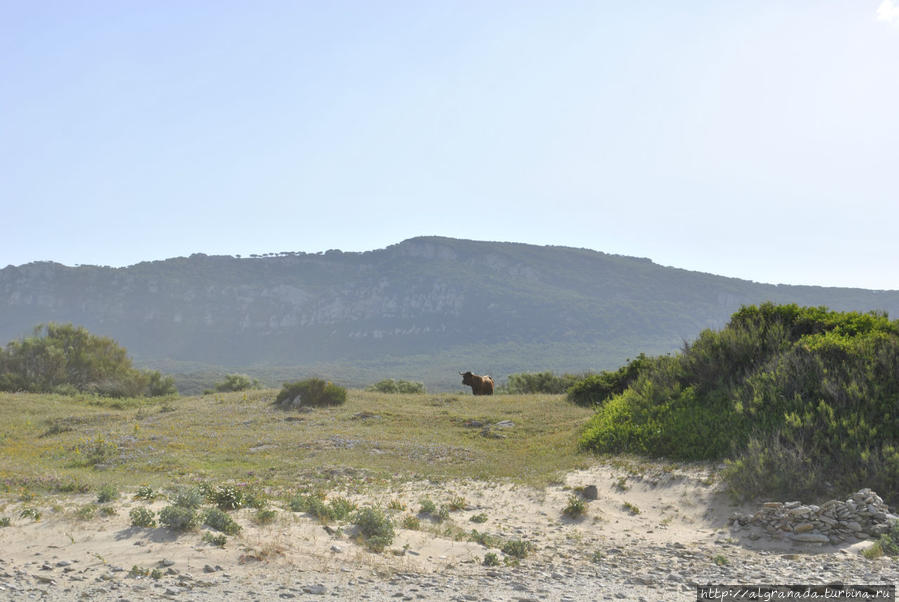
xmin=0 ymin=461 xmax=894 ymax=601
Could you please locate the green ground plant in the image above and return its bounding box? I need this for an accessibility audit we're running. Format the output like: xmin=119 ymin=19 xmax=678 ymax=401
xmin=352 ymin=507 xmax=394 ymax=552
xmin=562 ymin=494 xmax=587 ymax=519
xmin=129 ymin=507 xmax=157 ymax=528
xmin=203 ymin=508 xmax=241 ymax=534
xmin=96 ymin=483 xmax=118 ymax=503
xmin=159 ymin=505 xmax=199 ymax=531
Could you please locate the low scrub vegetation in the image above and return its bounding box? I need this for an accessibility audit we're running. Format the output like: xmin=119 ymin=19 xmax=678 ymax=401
xmin=352 ymin=506 xmax=395 ymax=552
xmin=213 ymin=373 xmax=261 ymax=393
xmin=506 ymin=371 xmax=585 ymax=394
xmin=576 ymin=303 xmax=899 ymax=504
xmin=365 ymin=379 xmax=426 ymax=394
xmin=274 ymin=378 xmax=347 ymax=408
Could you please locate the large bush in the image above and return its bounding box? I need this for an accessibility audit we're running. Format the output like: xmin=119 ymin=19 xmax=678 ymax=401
xmin=506 ymin=371 xmax=584 ymax=394
xmin=577 ymin=303 xmax=899 ymax=503
xmin=365 ymin=379 xmax=426 ymax=394
xmin=274 ymin=378 xmax=346 ymax=408
xmin=0 ymin=323 xmax=176 ymax=397
xmin=214 ymin=373 xmax=260 ymax=392
xmin=566 ymin=355 xmax=650 ymax=406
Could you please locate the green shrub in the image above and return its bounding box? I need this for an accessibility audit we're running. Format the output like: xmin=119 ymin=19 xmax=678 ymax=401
xmin=290 ymin=494 xmax=355 ymax=522
xmin=168 ymin=486 xmax=204 ymax=509
xmin=134 ymin=485 xmax=156 ymax=501
xmin=353 ymin=507 xmax=395 ymax=552
xmin=159 ymin=505 xmax=199 ymax=531
xmin=0 ymin=517 xmax=10 ymax=527
xmin=365 ymin=379 xmax=426 ymax=394
xmin=202 ymin=532 xmax=227 ymax=547
xmin=97 ymin=483 xmax=119 ymax=504
xmin=469 ymin=513 xmax=488 ymax=523
xmin=0 ymin=323 xmax=176 ymax=397
xmin=507 ymin=371 xmax=585 ymax=394
xmin=483 ymin=552 xmax=500 ymax=566
xmin=501 ymin=539 xmax=533 ymax=559
xmin=214 ymin=373 xmax=260 ymax=392
xmin=418 ymin=498 xmax=437 ymax=516
xmin=274 ymin=378 xmax=346 ymax=408
xmin=209 ymin=485 xmax=244 ymax=510
xmin=129 ymin=507 xmax=157 ymax=528
xmin=203 ymin=508 xmax=241 ymax=535
xmin=577 ymin=304 xmax=899 ymax=505
xmin=401 ymin=515 xmax=421 ymax=530
xmin=567 ymin=354 xmax=650 ymax=407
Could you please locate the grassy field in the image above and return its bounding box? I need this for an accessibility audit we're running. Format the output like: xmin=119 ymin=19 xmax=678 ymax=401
xmin=0 ymin=389 xmax=596 ymax=499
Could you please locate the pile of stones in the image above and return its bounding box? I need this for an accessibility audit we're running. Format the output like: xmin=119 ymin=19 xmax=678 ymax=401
xmin=730 ymin=488 xmax=899 ymax=544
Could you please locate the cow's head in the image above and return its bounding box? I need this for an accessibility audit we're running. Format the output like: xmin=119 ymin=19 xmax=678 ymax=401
xmin=459 ymin=371 xmax=474 ymax=386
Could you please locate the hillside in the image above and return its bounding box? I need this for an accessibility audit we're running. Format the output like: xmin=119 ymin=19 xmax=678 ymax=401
xmin=2 ymin=237 xmax=898 ymax=391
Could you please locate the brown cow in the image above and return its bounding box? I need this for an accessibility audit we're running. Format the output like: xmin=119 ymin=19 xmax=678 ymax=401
xmin=460 ymin=371 xmax=495 ymax=396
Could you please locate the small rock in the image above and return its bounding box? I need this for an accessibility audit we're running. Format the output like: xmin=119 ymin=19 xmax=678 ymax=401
xmin=582 ymin=485 xmax=599 ymax=500
xmin=303 ymin=584 xmax=327 ymax=595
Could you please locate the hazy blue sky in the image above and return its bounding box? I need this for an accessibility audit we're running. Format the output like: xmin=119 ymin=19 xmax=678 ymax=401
xmin=2 ymin=1 xmax=897 ymax=289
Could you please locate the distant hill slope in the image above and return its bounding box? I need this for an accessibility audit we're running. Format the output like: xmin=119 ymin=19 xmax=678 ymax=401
xmin=2 ymin=237 xmax=897 ymax=391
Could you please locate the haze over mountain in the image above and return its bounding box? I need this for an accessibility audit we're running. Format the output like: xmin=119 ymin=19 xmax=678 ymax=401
xmin=2 ymin=237 xmax=897 ymax=392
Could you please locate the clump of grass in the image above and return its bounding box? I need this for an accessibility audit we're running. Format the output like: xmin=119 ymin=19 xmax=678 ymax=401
xmin=562 ymin=495 xmax=587 ymax=519
xmin=0 ymin=517 xmax=10 ymax=527
xmin=469 ymin=513 xmax=488 ymax=523
xmin=501 ymin=539 xmax=533 ymax=559
xmin=159 ymin=505 xmax=199 ymax=531
xmin=19 ymin=507 xmax=41 ymax=521
xmin=865 ymin=521 xmax=899 ymax=559
xmin=862 ymin=542 xmax=884 ymax=560
xmin=75 ymin=435 xmax=119 ymax=466
xmin=97 ymin=483 xmax=119 ymax=504
xmin=202 ymin=532 xmax=227 ymax=547
xmin=483 ymin=552 xmax=500 ymax=566
xmin=622 ymin=501 xmax=640 ymax=515
xmin=75 ymin=504 xmax=97 ymax=521
xmin=469 ymin=529 xmax=500 ymax=548
xmin=418 ymin=498 xmax=437 ymax=515
xmin=448 ymin=496 xmax=468 ymax=511
xmin=353 ymin=507 xmax=395 ymax=552
xmin=255 ymin=508 xmax=277 ymax=525
xmin=129 ymin=566 xmax=163 ymax=579
xmin=99 ymin=505 xmax=116 ymax=517
xmin=290 ymin=494 xmax=355 ymax=523
xmin=401 ymin=515 xmax=421 ymax=530
xmin=387 ymin=499 xmax=406 ymax=511
xmin=436 ymin=505 xmax=450 ymax=523
xmin=614 ymin=476 xmax=629 ymax=491
xmin=590 ymin=549 xmax=603 ymax=563
xmin=712 ymin=554 xmax=729 ymax=566
xmin=129 ymin=507 xmax=157 ymax=528
xmin=203 ymin=508 xmax=241 ymax=535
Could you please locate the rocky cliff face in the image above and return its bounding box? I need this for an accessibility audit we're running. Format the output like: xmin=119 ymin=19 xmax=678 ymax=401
xmin=2 ymin=237 xmax=898 ymax=376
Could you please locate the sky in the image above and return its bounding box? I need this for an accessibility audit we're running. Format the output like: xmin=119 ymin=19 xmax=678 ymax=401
xmin=2 ymin=1 xmax=898 ymax=290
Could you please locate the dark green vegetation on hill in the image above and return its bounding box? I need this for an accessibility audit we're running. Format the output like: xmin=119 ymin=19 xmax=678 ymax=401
xmin=2 ymin=237 xmax=898 ymax=393
xmin=578 ymin=303 xmax=899 ymax=504
xmin=0 ymin=324 xmax=176 ymax=397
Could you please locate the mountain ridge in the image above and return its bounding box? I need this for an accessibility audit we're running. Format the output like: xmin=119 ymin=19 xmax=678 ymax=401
xmin=2 ymin=237 xmax=897 ymax=391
